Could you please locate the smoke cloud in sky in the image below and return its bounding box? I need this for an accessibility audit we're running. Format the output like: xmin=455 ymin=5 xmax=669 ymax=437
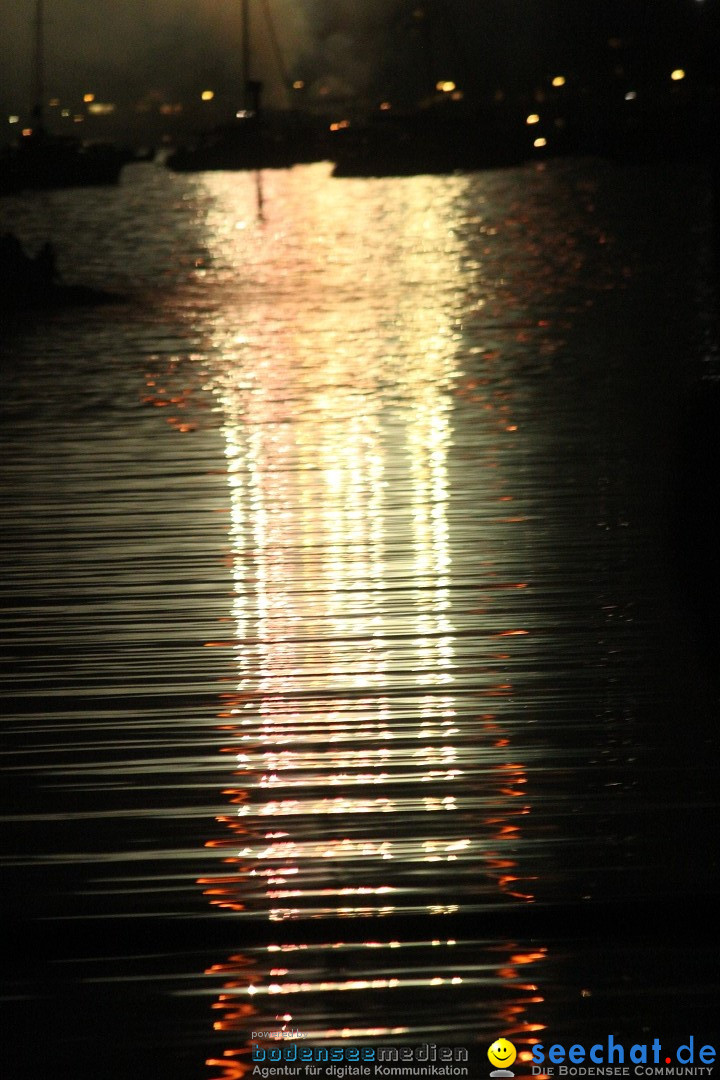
xmin=0 ymin=0 xmax=409 ymax=116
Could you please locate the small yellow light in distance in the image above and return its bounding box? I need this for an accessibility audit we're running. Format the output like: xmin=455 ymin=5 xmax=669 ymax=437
xmin=8 ymin=115 xmax=20 ymax=124
xmin=526 ymin=113 xmax=540 ymax=124
xmin=670 ymin=68 xmax=685 ymax=81
xmin=22 ymin=127 xmax=33 ymax=136
xmin=292 ymin=80 xmax=305 ymax=90
xmin=73 ymin=114 xmax=84 ymax=122
xmin=379 ymin=101 xmax=391 ymax=110
xmin=49 ymin=97 xmax=60 ymax=106
xmin=83 ymin=93 xmax=95 ymax=103
xmin=61 ymin=109 xmax=70 ymax=117
xmin=87 ymin=102 xmax=116 ymax=115
xmin=551 ymin=76 xmax=565 ymax=87
xmin=534 ymin=137 xmax=547 ymax=148
xmin=329 ymin=119 xmax=350 ymax=131
xmin=201 ymin=90 xmax=215 ymax=101
xmin=436 ymin=80 xmax=456 ymax=93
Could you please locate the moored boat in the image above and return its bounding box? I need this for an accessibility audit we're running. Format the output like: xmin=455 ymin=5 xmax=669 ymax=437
xmin=166 ymin=0 xmax=325 ymax=174
xmin=166 ymin=111 xmax=324 ymax=173
xmin=2 ymin=130 xmax=124 ymax=193
xmin=0 ymin=1 xmax=125 ymax=195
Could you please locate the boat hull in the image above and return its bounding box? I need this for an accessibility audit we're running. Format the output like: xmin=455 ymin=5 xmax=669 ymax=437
xmin=166 ymin=117 xmax=327 ymax=173
xmin=1 ymin=141 xmax=124 ymax=194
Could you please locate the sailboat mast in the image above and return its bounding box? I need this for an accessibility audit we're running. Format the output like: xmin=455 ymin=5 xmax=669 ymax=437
xmin=241 ymin=0 xmax=250 ymax=110
xmin=33 ymin=0 xmax=45 ymax=125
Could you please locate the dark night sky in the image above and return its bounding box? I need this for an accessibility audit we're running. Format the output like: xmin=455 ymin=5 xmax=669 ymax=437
xmin=0 ymin=0 xmax=712 ymax=123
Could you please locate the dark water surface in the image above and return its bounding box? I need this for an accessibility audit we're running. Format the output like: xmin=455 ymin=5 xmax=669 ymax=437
xmin=1 ymin=161 xmax=719 ymax=1079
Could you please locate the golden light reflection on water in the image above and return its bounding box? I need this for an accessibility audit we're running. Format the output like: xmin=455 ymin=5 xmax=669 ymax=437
xmin=4 ymin=158 xmax=718 ymax=1080
xmin=184 ymin=169 xmax=547 ymax=1067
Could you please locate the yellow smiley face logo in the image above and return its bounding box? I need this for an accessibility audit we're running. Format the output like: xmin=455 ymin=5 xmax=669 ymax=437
xmin=488 ymin=1039 xmax=517 ymax=1070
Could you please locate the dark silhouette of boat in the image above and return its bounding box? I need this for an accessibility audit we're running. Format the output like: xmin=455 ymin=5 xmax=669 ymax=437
xmin=0 ymin=232 xmax=119 ymax=311
xmin=329 ymin=101 xmax=526 ymax=178
xmin=166 ymin=108 xmax=325 ymax=173
xmin=166 ymin=0 xmax=325 ymax=173
xmin=1 ymin=131 xmax=125 ymax=193
xmin=0 ymin=161 xmax=24 ymax=196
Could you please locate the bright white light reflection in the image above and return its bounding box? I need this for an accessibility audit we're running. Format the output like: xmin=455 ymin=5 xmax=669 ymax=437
xmin=194 ymin=170 xmax=540 ymax=1048
xmin=202 ymin=170 xmax=464 ymax=919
